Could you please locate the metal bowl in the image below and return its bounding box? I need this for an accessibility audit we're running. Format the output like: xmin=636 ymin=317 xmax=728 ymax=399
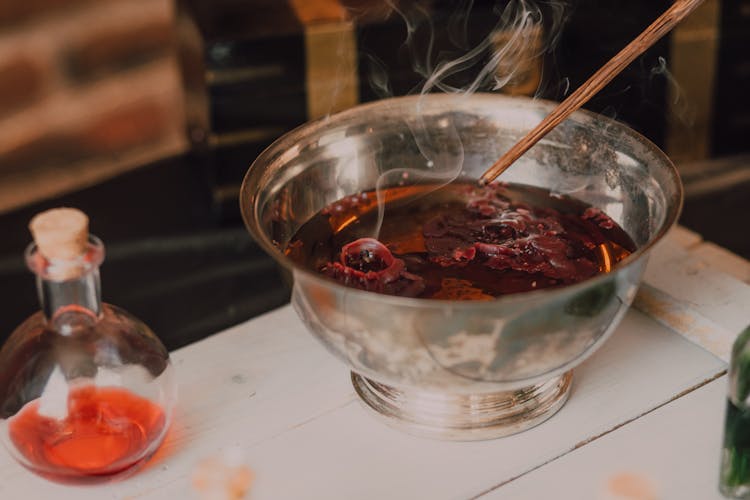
xmin=240 ymin=94 xmax=682 ymax=440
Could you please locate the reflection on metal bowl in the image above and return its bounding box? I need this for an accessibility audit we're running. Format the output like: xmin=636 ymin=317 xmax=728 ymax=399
xmin=240 ymin=94 xmax=682 ymax=440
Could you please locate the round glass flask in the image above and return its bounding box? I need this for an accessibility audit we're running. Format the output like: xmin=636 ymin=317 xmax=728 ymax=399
xmin=0 ymin=208 xmax=177 ymax=483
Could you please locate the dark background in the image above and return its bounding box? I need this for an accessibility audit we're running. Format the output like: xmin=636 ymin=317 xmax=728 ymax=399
xmin=1 ymin=0 xmax=747 ymax=350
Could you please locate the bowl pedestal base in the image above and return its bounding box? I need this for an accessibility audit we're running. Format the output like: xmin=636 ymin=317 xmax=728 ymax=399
xmin=351 ymin=371 xmax=573 ymax=441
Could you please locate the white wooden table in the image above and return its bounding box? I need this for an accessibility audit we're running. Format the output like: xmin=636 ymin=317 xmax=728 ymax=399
xmin=1 ymin=226 xmax=748 ymax=500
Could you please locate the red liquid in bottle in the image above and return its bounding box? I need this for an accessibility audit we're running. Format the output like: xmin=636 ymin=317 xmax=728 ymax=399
xmin=8 ymin=385 xmax=166 ymax=481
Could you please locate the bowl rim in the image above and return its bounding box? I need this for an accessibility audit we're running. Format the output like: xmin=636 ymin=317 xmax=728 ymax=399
xmin=240 ymin=93 xmax=684 ymax=309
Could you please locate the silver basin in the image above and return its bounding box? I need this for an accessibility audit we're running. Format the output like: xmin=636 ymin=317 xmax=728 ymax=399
xmin=240 ymin=94 xmax=682 ymax=440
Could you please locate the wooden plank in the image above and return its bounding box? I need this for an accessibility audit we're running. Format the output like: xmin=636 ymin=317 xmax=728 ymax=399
xmin=304 ymin=21 xmax=359 ymax=120
xmin=486 ymin=377 xmax=726 ymax=499
xmin=635 ymin=283 xmax=735 ymax=362
xmin=0 ymin=306 xmax=724 ymax=499
xmin=2 ymin=229 xmax=744 ymax=498
xmin=644 ymin=238 xmax=750 ymax=332
xmin=290 ymin=0 xmax=347 ymax=24
xmin=633 ymin=237 xmax=750 ymax=362
xmin=668 ymin=224 xmax=703 ymax=250
xmin=290 ymin=0 xmax=359 ymax=120
xmin=691 ymin=241 xmax=750 ymax=284
xmin=665 ymin=0 xmax=720 ymax=163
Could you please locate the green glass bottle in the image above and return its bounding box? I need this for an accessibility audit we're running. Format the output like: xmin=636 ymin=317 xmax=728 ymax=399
xmin=721 ymin=326 xmax=750 ymax=498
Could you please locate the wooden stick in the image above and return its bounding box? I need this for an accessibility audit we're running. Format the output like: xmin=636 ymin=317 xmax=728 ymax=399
xmin=480 ymin=0 xmax=706 ymax=185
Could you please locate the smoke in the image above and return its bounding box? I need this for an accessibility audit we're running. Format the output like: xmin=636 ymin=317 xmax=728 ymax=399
xmin=387 ymin=0 xmax=437 ymax=82
xmin=650 ymin=56 xmax=694 ymax=127
xmin=362 ymin=53 xmax=393 ymax=99
xmin=421 ymin=2 xmax=542 ymax=96
xmin=381 ymin=0 xmax=565 ymax=97
xmin=556 ymin=76 xmax=570 ymax=97
xmin=365 ymin=1 xmax=568 ymax=237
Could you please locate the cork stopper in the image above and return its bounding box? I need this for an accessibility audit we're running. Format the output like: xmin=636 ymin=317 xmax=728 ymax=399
xmin=29 ymin=208 xmax=89 ymax=261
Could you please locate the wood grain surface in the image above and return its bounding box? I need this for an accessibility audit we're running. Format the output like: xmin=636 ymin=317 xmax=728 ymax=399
xmin=0 ymin=225 xmax=744 ymax=499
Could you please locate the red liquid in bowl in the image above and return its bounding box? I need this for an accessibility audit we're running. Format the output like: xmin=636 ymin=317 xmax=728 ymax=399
xmin=285 ymin=182 xmax=635 ymax=299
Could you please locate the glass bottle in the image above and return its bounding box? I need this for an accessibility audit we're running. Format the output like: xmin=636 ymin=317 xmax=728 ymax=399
xmin=721 ymin=325 xmax=750 ymax=498
xmin=0 ymin=208 xmax=177 ymax=483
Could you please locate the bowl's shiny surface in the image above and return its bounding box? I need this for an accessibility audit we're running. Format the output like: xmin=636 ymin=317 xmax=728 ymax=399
xmin=240 ymin=94 xmax=682 ymax=437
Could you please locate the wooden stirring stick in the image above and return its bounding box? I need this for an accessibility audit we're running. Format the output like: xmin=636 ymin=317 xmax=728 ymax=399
xmin=480 ymin=0 xmax=705 ymax=184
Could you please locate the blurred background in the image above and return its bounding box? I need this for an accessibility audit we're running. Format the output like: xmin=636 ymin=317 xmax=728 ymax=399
xmin=0 ymin=0 xmax=184 ymax=212
xmin=0 ymin=0 xmax=747 ymax=347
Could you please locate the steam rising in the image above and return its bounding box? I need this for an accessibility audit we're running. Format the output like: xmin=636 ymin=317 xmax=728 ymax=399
xmin=651 ymin=56 xmax=694 ymax=127
xmin=363 ymin=53 xmax=392 ymax=99
xmin=382 ymin=0 xmax=565 ymax=96
xmin=420 ymin=1 xmax=543 ymax=96
xmin=368 ymin=0 xmax=568 ymax=237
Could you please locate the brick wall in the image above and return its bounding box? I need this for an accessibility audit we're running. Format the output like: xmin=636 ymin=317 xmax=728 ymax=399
xmin=0 ymin=0 xmax=186 ymax=213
